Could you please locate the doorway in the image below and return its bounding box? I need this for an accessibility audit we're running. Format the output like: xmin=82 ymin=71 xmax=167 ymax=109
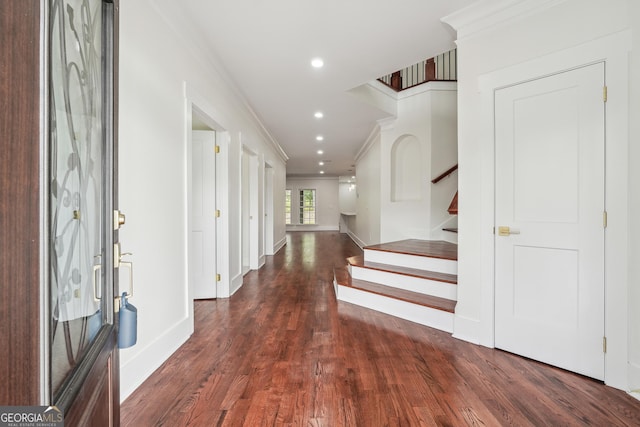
xmin=190 ymin=122 xmax=217 ymax=299
xmin=241 ymin=147 xmax=260 ymax=274
xmin=494 ymin=63 xmax=606 ymax=380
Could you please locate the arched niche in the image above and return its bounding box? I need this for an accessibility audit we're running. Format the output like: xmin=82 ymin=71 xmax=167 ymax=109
xmin=391 ymin=135 xmax=422 ymax=202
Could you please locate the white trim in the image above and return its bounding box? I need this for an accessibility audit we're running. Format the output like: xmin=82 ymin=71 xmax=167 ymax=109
xmin=442 ymin=0 xmax=569 ymax=41
xmin=273 ymin=236 xmax=287 ymax=254
xmin=347 ymin=230 xmax=366 ymax=249
xmin=355 ymin=123 xmax=382 ymax=163
xmin=286 ymin=225 xmax=339 ymax=232
xmin=452 ymin=315 xmax=481 ymax=345
xmin=230 ymin=272 xmax=243 ymax=296
xmin=184 ymin=82 xmax=231 ymax=301
xmin=120 ymin=316 xmax=192 ymax=402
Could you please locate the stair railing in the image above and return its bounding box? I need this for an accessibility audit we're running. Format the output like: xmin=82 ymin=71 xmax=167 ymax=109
xmin=379 ymin=48 xmax=457 ymax=92
xmin=431 ymin=164 xmax=458 ymax=184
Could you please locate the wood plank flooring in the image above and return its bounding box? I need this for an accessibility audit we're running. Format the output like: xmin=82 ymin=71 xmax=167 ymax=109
xmin=121 ymin=231 xmax=640 ymax=426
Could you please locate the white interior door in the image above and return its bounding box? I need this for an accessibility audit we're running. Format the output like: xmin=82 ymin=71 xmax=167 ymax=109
xmin=494 ymin=63 xmax=605 ymax=380
xmin=191 ymin=130 xmax=217 ymax=299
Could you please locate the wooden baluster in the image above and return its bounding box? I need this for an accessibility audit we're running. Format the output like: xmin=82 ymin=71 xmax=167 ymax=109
xmin=425 ymin=57 xmax=436 ymax=82
xmin=390 ymin=71 xmax=402 ymax=91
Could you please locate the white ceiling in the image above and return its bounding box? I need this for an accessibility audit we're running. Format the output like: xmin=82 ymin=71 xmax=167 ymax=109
xmin=172 ymin=0 xmax=476 ymax=177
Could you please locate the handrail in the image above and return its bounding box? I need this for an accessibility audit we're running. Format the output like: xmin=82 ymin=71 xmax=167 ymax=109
xmin=431 ymin=164 xmax=458 ymax=184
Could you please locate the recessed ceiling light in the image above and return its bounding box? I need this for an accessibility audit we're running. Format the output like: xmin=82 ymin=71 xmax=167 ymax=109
xmin=317 ymin=150 xmax=323 ymax=155
xmin=352 ymin=176 xmax=356 ymax=179
xmin=311 ymin=58 xmax=324 ymax=68
xmin=314 ymin=111 xmax=324 ymax=119
xmin=316 ymin=135 xmax=324 ymax=141
xmin=319 ymin=161 xmax=324 ymax=166
xmin=320 ymin=171 xmax=325 ymax=174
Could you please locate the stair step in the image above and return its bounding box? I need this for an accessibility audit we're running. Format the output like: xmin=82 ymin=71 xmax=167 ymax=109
xmin=335 ymin=267 xmax=456 ymax=313
xmin=364 ymin=239 xmax=457 ymax=261
xmin=348 ymin=255 xmax=457 ymax=300
xmin=347 ymin=255 xmax=457 ymax=284
xmin=363 ymin=239 xmax=458 ymax=274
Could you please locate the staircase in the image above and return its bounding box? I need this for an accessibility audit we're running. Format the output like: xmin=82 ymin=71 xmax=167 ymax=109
xmin=333 ymin=239 xmax=457 ymax=333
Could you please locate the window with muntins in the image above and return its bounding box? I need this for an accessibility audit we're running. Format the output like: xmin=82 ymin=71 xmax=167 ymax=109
xmin=299 ymin=189 xmax=316 ymax=224
xmin=285 ymin=189 xmax=292 ymax=224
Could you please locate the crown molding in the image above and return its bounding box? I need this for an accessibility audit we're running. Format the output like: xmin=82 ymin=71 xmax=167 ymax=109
xmin=442 ymin=0 xmax=569 ymax=41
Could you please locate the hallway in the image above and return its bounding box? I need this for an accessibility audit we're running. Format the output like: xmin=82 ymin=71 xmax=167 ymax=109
xmin=121 ymin=232 xmax=640 ymax=426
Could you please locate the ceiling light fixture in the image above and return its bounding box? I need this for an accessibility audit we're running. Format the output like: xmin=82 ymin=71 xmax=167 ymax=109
xmin=314 ymin=111 xmax=324 ymax=119
xmin=316 ymin=135 xmax=324 ymax=141
xmin=319 ymin=161 xmax=324 ymax=166
xmin=317 ymin=150 xmax=323 ymax=155
xmin=320 ymin=171 xmax=325 ymax=174
xmin=311 ymin=58 xmax=324 ymax=68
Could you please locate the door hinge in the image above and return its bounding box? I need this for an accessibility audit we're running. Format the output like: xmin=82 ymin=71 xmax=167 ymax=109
xmin=215 ymin=209 xmax=221 ymax=218
xmin=215 ymin=145 xmax=220 ymax=154
xmin=603 ymin=211 xmax=608 ymax=228
xmin=603 ymin=86 xmax=608 ymax=102
xmin=216 ymin=273 xmax=221 ymax=282
xmin=603 ymin=336 xmax=607 ymax=353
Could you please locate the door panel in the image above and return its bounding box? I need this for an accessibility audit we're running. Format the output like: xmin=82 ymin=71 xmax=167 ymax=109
xmin=191 ymin=130 xmax=217 ymax=299
xmin=494 ymin=63 xmax=605 ymax=380
xmin=49 ymin=0 xmax=120 ymax=423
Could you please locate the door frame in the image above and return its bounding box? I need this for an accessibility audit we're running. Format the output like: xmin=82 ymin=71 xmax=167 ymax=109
xmin=469 ymin=30 xmax=631 ymax=389
xmin=184 ymin=85 xmax=230 ymax=316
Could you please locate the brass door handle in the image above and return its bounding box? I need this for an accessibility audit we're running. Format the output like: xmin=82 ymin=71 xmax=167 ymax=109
xmin=498 ymin=226 xmax=521 ymax=236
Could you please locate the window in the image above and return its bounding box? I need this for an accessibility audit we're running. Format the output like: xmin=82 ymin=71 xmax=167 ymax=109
xmin=299 ymin=189 xmax=316 ymax=224
xmin=285 ymin=189 xmax=292 ymax=224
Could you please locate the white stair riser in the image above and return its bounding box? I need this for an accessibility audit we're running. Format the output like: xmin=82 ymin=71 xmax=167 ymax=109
xmin=364 ymin=249 xmax=457 ymax=275
xmin=350 ymin=266 xmax=457 ymax=301
xmin=335 ymin=284 xmax=454 ymax=333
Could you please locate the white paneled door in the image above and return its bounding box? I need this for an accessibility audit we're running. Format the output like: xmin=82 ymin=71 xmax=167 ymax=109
xmin=192 ymin=130 xmax=217 ymax=299
xmin=494 ymin=63 xmax=606 ymax=380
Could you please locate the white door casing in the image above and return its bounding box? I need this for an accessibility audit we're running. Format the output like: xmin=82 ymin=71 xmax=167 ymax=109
xmin=191 ymin=130 xmax=217 ymax=299
xmin=494 ymin=63 xmax=605 ymax=380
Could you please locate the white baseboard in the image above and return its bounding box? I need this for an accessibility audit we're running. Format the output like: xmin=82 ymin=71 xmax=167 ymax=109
xmin=286 ymin=225 xmax=339 ymax=231
xmin=120 ymin=316 xmax=192 ymax=402
xmin=628 ymin=362 xmax=640 ymax=392
xmin=230 ymin=272 xmax=243 ymax=296
xmin=347 ymin=230 xmax=367 ymax=249
xmin=452 ymin=314 xmax=481 ymax=345
xmin=273 ymin=236 xmax=287 ymax=253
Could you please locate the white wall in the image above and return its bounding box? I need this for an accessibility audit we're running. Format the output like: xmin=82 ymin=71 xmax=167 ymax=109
xmin=339 ymin=182 xmax=357 ymax=214
xmin=352 ymin=129 xmax=382 ymax=247
xmin=286 ymin=177 xmax=339 ymax=231
xmin=444 ymin=0 xmax=635 ymax=391
xmin=118 ymin=0 xmax=287 ymax=401
xmin=352 ymin=83 xmax=457 ymax=247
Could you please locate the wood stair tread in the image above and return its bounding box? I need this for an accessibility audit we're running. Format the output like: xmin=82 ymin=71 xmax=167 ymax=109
xmin=364 ymin=239 xmax=457 ymax=261
xmin=347 ymin=255 xmax=457 ymax=284
xmin=334 ymin=267 xmax=456 ymax=313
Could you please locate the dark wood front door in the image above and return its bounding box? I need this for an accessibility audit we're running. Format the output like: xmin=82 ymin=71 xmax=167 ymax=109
xmin=0 ymin=1 xmax=121 ymax=424
xmin=49 ymin=0 xmax=121 ymax=424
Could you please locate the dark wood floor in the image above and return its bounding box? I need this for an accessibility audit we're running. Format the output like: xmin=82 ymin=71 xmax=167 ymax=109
xmin=121 ymin=231 xmax=640 ymax=426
